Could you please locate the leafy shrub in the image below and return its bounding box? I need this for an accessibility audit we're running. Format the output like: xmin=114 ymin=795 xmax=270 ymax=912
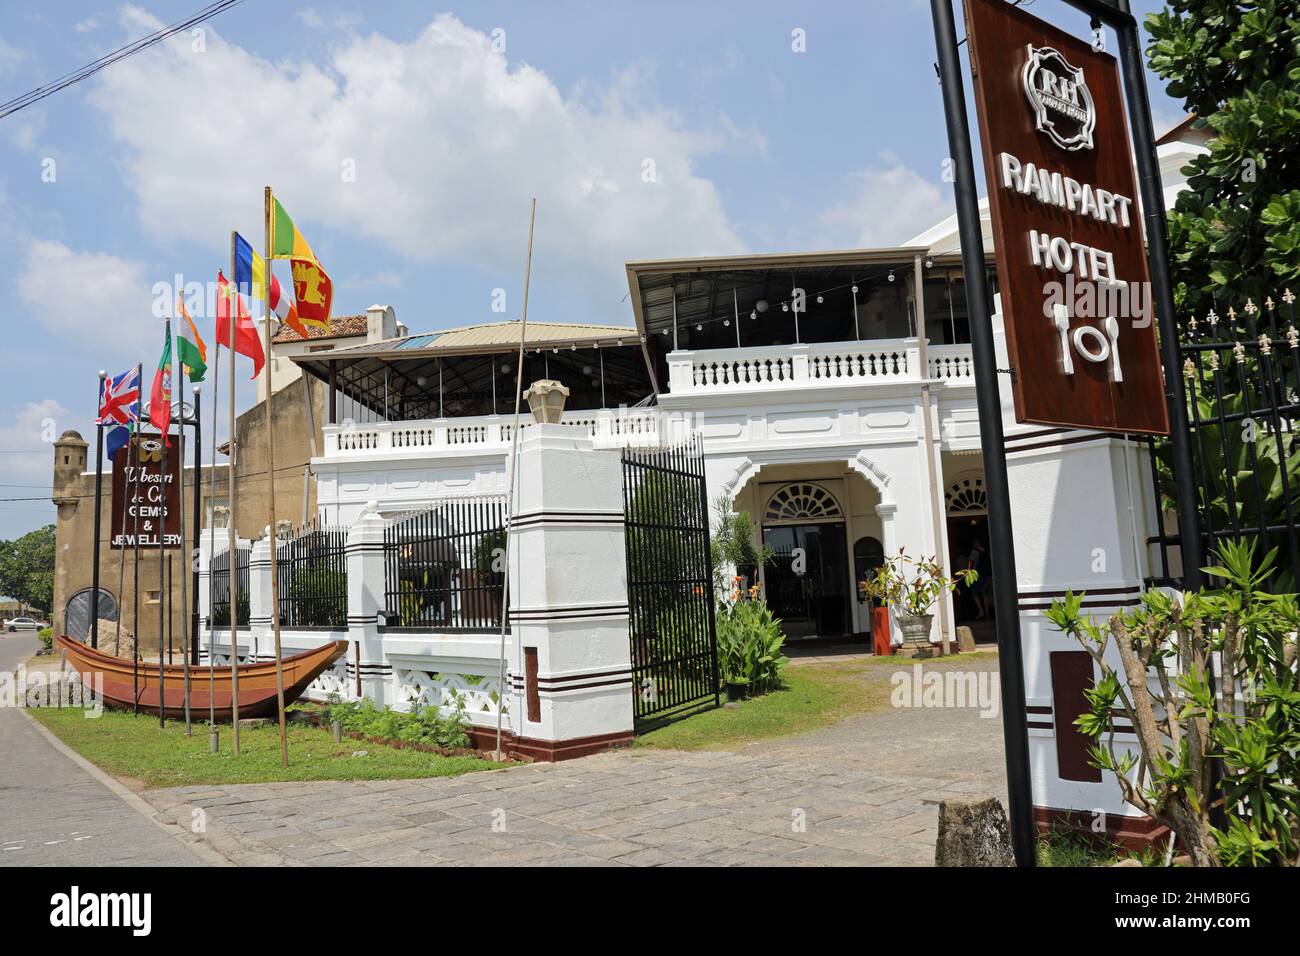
xmin=716 ymin=599 xmax=788 ymax=694
xmin=37 ymin=627 xmax=52 ymax=653
xmin=324 ymin=694 xmax=471 ymax=750
xmin=1048 ymin=540 xmax=1300 ymax=866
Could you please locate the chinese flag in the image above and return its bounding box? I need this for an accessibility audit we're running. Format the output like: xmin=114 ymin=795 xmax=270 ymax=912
xmin=215 ymin=270 xmax=266 ymax=378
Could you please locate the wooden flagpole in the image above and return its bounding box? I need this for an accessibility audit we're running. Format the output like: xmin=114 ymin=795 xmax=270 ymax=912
xmin=206 ymin=298 xmax=222 ymax=752
xmin=264 ymin=186 xmax=289 ymax=768
xmin=131 ymin=363 xmax=143 ymax=716
xmin=494 ymin=196 xmax=536 ymax=761
xmin=176 ymin=335 xmax=192 ymax=734
xmin=228 ymin=232 xmax=241 ymax=755
xmin=158 ymin=318 xmax=170 ymax=729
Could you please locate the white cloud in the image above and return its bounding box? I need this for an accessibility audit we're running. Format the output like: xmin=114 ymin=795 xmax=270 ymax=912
xmin=0 ymin=399 xmax=72 ymax=489
xmin=18 ymin=240 xmax=157 ymax=353
xmin=817 ymin=163 xmax=953 ymax=248
xmin=89 ymin=13 xmax=745 ymax=315
xmin=74 ymin=17 xmax=100 ymax=33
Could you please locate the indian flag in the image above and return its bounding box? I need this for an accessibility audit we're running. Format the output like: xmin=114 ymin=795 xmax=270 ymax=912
xmin=177 ymin=295 xmax=207 ymax=383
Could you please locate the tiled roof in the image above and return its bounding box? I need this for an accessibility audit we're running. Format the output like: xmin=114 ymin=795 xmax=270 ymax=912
xmin=272 ymin=314 xmax=370 ymax=344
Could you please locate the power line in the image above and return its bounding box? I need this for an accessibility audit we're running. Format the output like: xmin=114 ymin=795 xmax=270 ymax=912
xmin=0 ymin=0 xmax=245 ymax=120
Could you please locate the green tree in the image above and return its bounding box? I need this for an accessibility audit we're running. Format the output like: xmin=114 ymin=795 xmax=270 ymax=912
xmin=1145 ymin=2 xmax=1300 ymax=311
xmin=0 ymin=525 xmax=56 ymax=615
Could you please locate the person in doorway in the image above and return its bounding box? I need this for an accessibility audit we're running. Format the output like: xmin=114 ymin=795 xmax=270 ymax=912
xmin=966 ymin=539 xmax=990 ymax=620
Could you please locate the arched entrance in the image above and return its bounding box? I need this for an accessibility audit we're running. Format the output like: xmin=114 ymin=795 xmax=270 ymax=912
xmin=944 ymin=473 xmax=990 ymax=627
xmin=64 ymin=587 xmax=118 ymax=641
xmin=760 ymin=482 xmax=851 ymax=639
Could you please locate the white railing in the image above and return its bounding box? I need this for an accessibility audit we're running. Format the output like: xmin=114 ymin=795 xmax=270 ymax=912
xmin=323 ymin=407 xmax=666 ymax=459
xmin=666 ymin=339 xmax=973 ymax=395
xmin=927 ymin=344 xmax=975 ymax=382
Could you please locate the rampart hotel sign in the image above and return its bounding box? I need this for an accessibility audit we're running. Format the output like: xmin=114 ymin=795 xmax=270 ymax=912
xmin=964 ymin=0 xmax=1169 ymax=435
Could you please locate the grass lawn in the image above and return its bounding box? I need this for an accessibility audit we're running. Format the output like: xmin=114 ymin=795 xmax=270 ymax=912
xmin=635 ymin=651 xmax=997 ymax=751
xmin=28 ymin=707 xmax=500 ymax=789
xmin=1037 ymin=830 xmax=1130 ymax=867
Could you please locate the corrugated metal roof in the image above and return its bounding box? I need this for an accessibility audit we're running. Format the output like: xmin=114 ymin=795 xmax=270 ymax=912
xmin=309 ymin=320 xmax=639 ymax=359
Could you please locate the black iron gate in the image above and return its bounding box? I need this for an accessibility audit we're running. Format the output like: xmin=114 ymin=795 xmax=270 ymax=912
xmin=622 ymin=434 xmax=719 ymax=727
xmin=1147 ymin=292 xmax=1300 ymax=592
xmin=276 ymin=520 xmax=348 ymax=628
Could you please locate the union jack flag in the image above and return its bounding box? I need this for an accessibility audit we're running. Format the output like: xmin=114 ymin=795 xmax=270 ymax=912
xmin=98 ymin=366 xmax=140 ymax=426
xmin=99 ymin=366 xmax=140 ymax=463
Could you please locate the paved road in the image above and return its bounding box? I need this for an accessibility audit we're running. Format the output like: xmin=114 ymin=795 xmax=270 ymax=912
xmin=145 ymin=654 xmax=1008 ymax=866
xmin=0 ymin=632 xmax=209 ymax=867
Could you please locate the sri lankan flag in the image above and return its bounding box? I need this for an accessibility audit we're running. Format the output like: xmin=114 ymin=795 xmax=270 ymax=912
xmin=270 ymin=194 xmax=332 ymax=330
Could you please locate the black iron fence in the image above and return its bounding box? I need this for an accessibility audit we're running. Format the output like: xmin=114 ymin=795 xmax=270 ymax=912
xmin=210 ymin=544 xmax=250 ymax=627
xmin=276 ymin=520 xmax=348 ymax=628
xmin=1148 ymin=292 xmax=1300 ymax=592
xmin=622 ymin=434 xmax=719 ymax=727
xmin=382 ymin=496 xmax=508 ymax=631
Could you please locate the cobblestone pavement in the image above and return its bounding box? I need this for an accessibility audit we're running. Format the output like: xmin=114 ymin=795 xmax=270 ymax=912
xmin=145 ymin=654 xmax=1008 ymax=866
xmin=0 ymin=633 xmax=209 ymax=867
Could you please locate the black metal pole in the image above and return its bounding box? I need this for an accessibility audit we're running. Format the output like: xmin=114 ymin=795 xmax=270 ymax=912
xmin=1111 ymin=0 xmax=1204 ymax=588
xmin=191 ymin=386 xmax=202 ymax=667
xmin=930 ymin=0 xmax=1036 ymax=867
xmin=90 ymin=371 xmax=107 ymax=649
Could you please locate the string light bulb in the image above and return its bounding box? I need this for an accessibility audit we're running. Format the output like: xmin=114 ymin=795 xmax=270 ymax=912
xmin=851 ymin=285 xmax=859 ymax=294
xmin=888 ymin=270 xmax=895 ymax=282
xmin=816 ymin=295 xmax=824 ymax=304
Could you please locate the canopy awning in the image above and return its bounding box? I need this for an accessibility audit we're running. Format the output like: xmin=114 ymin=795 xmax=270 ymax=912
xmin=292 ymin=320 xmax=657 ymax=421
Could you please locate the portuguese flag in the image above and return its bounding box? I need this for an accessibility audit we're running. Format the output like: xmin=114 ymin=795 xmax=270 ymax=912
xmin=149 ymin=319 xmax=173 ymax=445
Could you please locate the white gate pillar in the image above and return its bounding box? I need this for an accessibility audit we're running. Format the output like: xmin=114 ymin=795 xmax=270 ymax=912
xmin=506 ymin=422 xmax=634 ymax=760
xmin=993 ymin=295 xmax=1163 ymax=847
xmin=248 ymin=531 xmax=273 ymax=662
xmin=344 ymin=501 xmax=392 ymax=706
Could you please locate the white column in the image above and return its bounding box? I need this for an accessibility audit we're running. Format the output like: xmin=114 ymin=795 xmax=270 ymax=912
xmin=507 ymin=422 xmax=634 ymax=759
xmin=248 ymin=531 xmax=273 ymax=662
xmin=345 ymin=500 xmax=391 ymax=705
xmin=993 ymin=294 xmax=1153 ymax=830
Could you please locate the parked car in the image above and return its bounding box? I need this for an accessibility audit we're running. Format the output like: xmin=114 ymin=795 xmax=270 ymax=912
xmin=5 ymin=617 xmax=43 ymax=632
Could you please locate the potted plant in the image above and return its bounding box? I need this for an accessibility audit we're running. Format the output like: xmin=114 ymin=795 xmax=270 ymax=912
xmin=858 ymin=551 xmax=976 ymax=653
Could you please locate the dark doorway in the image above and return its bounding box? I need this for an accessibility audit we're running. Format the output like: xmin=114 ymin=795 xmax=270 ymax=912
xmin=763 ymin=523 xmax=850 ymax=639
xmin=947 ymin=514 xmax=993 ymax=632
xmin=853 ymin=536 xmax=885 ymax=633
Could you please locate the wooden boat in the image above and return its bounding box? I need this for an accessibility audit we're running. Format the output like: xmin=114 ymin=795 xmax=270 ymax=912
xmin=55 ymin=635 xmax=349 ymax=721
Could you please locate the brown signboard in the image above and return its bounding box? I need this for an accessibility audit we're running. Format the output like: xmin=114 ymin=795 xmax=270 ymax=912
xmin=110 ymin=432 xmax=182 ymax=549
xmin=964 ymin=0 xmax=1169 ymax=435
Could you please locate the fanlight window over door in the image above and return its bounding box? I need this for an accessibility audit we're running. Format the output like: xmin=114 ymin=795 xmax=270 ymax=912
xmin=945 ymin=474 xmax=987 ymax=515
xmin=765 ymin=483 xmax=843 ymax=524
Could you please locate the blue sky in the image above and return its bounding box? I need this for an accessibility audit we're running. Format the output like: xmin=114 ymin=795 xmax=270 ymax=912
xmin=0 ymin=0 xmax=1184 ymax=539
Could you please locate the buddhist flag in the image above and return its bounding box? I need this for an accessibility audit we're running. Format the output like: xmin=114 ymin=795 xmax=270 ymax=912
xmin=270 ymin=195 xmax=332 ymax=330
xmin=215 ymin=270 xmax=265 ymax=378
xmin=149 ymin=320 xmax=173 ymax=445
xmin=176 ymin=295 xmax=207 ymax=382
xmin=233 ymin=232 xmax=310 ymax=338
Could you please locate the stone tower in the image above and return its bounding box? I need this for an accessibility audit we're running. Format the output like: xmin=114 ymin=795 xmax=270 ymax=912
xmin=52 ymin=429 xmax=88 ymax=517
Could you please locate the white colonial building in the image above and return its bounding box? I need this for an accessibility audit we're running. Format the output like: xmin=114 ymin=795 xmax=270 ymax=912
xmin=196 ymin=119 xmax=1208 ymax=844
